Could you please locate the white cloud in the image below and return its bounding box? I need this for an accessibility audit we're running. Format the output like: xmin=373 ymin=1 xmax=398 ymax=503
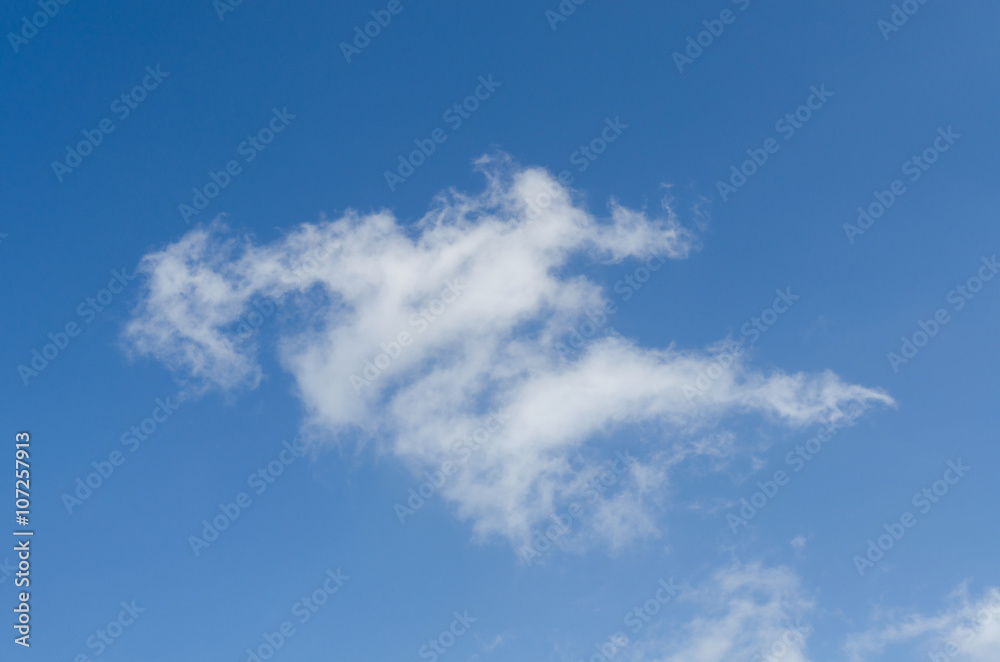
xmin=844 ymin=583 xmax=1000 ymax=662
xmin=626 ymin=564 xmax=999 ymax=662
xmin=630 ymin=562 xmax=815 ymax=662
xmin=125 ymin=155 xmax=893 ymax=549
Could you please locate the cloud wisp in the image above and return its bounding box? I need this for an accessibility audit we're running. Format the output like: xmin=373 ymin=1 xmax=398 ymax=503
xmin=625 ymin=563 xmax=998 ymax=662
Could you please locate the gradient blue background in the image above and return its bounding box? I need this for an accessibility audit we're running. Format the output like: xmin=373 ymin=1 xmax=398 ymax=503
xmin=2 ymin=0 xmax=998 ymax=659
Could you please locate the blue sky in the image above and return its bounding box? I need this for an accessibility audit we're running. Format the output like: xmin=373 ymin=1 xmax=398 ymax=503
xmin=3 ymin=0 xmax=1000 ymax=660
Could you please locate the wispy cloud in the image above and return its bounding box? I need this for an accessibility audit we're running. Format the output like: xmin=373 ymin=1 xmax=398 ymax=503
xmin=844 ymin=583 xmax=1000 ymax=662
xmin=628 ymin=564 xmax=999 ymax=662
xmin=629 ymin=562 xmax=815 ymax=662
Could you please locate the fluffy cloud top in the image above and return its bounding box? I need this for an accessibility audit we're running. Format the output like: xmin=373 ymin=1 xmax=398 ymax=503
xmin=125 ymin=155 xmax=892 ymax=548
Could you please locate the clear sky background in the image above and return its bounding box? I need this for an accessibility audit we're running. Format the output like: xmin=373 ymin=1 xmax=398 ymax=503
xmin=2 ymin=1 xmax=999 ymax=661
